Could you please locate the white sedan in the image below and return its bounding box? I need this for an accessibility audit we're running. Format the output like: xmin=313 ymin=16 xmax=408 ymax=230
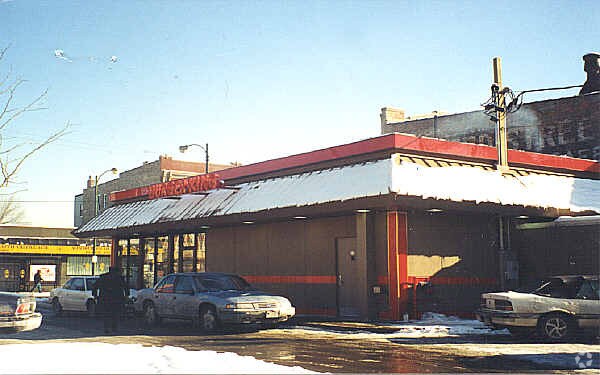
xmin=49 ymin=276 xmax=99 ymax=316
xmin=476 ymin=275 xmax=599 ymax=341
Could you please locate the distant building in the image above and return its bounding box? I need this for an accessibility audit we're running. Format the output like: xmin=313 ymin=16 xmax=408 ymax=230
xmin=381 ymin=92 xmax=600 ymax=161
xmin=74 ymin=156 xmax=232 ymax=228
xmin=0 ymin=225 xmax=110 ymax=292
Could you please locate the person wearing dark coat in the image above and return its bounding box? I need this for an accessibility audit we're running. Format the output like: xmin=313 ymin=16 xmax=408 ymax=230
xmin=31 ymin=270 xmax=43 ymax=293
xmin=92 ymin=266 xmax=129 ymax=334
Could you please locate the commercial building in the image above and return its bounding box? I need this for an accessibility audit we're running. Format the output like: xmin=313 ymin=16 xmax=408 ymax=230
xmin=74 ymin=133 xmax=599 ymax=320
xmin=381 ymin=92 xmax=600 ymax=161
xmin=74 ymin=155 xmax=232 ymax=227
xmin=0 ymin=225 xmax=110 ymax=292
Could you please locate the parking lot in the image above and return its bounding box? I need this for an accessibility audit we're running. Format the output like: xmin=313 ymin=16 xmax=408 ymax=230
xmin=0 ymin=302 xmax=597 ymax=373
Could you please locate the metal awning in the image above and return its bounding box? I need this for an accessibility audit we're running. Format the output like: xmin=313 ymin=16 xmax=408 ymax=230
xmin=75 ymin=155 xmax=600 ymax=237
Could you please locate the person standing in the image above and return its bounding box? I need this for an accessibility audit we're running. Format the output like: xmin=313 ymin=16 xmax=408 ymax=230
xmin=31 ymin=270 xmax=43 ymax=293
xmin=92 ymin=266 xmax=129 ymax=334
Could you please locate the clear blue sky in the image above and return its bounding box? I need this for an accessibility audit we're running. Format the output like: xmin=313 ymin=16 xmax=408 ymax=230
xmin=1 ymin=0 xmax=598 ymax=227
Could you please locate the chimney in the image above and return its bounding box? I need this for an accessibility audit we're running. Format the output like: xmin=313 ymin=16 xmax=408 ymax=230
xmin=580 ymin=52 xmax=600 ymax=95
xmin=86 ymin=176 xmax=94 ymax=188
xmin=380 ymin=107 xmax=405 ymax=134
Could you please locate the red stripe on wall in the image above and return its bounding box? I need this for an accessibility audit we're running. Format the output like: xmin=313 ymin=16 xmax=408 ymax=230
xmin=377 ymin=276 xmax=500 ymax=286
xmin=242 ymin=275 xmax=336 ymax=284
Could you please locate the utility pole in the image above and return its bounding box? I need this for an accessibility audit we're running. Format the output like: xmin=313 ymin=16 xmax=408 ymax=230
xmin=493 ymin=57 xmax=509 ymax=172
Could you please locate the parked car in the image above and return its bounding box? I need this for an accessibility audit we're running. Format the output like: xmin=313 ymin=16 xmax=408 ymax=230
xmin=0 ymin=292 xmax=42 ymax=332
xmin=50 ymin=276 xmax=137 ymax=317
xmin=134 ymin=272 xmax=296 ymax=332
xmin=49 ymin=276 xmax=99 ymax=316
xmin=476 ymin=275 xmax=599 ymax=341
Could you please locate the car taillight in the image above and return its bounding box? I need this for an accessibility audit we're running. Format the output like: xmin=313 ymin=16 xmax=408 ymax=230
xmin=494 ymin=299 xmax=513 ymax=311
xmin=15 ymin=302 xmax=33 ymax=315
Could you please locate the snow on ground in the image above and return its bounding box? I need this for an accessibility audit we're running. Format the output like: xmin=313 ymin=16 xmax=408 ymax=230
xmin=289 ymin=313 xmax=598 ymax=372
xmin=291 ymin=312 xmax=510 ymax=339
xmin=0 ymin=343 xmax=317 ymax=374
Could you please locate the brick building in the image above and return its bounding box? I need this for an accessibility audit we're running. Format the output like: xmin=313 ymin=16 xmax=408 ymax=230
xmin=381 ymin=92 xmax=600 ymax=161
xmin=74 ymin=156 xmax=232 ymax=227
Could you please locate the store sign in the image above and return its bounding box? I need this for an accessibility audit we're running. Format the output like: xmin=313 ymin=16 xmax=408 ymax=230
xmin=29 ymin=264 xmax=56 ymax=282
xmin=111 ymin=173 xmax=224 ymax=202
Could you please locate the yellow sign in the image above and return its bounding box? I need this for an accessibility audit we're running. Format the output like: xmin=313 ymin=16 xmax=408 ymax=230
xmin=0 ymin=244 xmax=111 ymax=256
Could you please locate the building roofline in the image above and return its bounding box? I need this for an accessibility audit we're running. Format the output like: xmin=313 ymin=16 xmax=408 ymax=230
xmin=111 ymin=132 xmax=599 ymax=203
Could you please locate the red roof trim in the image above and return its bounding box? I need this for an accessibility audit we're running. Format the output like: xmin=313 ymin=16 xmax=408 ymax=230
xmin=217 ymin=133 xmax=599 ymax=180
xmin=111 ymin=133 xmax=599 ymax=202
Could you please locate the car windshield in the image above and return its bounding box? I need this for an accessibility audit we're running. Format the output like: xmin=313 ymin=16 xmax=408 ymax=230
xmin=532 ymin=277 xmax=582 ymax=299
xmin=193 ymin=275 xmax=253 ymax=292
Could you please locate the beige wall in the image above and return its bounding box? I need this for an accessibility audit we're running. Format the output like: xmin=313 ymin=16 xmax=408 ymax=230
xmin=206 ymin=215 xmax=355 ymax=315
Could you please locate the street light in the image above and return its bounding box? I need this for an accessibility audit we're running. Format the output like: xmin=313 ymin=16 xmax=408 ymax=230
xmin=92 ymin=167 xmax=118 ymax=275
xmin=179 ymin=143 xmax=209 ymax=174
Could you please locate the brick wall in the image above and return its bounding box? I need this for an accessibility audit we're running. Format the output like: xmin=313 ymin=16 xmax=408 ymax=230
xmin=382 ymin=93 xmax=600 ymax=161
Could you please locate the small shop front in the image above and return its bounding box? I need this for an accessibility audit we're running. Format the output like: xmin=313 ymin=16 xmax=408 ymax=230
xmin=114 ymin=233 xmax=206 ymax=289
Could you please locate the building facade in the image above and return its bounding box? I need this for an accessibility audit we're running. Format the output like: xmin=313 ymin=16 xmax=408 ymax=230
xmin=75 ymin=133 xmax=600 ymax=320
xmin=381 ymin=92 xmax=600 ymax=161
xmin=0 ymin=226 xmax=111 ymax=292
xmin=75 ymin=156 xmax=232 ymax=227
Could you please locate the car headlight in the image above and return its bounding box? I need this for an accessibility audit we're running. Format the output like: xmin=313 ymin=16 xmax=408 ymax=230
xmin=224 ymin=303 xmax=255 ymax=310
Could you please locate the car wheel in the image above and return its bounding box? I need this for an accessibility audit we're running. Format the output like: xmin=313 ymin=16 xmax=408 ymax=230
xmin=52 ymin=298 xmax=63 ymax=315
xmin=143 ymin=302 xmax=160 ymax=327
xmin=86 ymin=300 xmax=96 ymax=317
xmin=539 ymin=313 xmax=576 ymax=342
xmin=199 ymin=306 xmax=220 ymax=333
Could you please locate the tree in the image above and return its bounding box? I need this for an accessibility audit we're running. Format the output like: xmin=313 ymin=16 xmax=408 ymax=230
xmin=0 ymin=46 xmax=69 ymax=222
xmin=0 ymin=196 xmax=25 ymax=224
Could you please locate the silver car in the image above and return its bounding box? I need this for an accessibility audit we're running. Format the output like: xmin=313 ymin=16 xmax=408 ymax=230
xmin=49 ymin=276 xmax=99 ymax=316
xmin=0 ymin=292 xmax=42 ymax=332
xmin=134 ymin=272 xmax=296 ymax=332
xmin=477 ymin=275 xmax=599 ymax=341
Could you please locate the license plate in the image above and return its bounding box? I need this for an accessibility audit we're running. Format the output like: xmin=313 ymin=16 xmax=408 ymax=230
xmin=265 ymin=310 xmax=279 ymax=318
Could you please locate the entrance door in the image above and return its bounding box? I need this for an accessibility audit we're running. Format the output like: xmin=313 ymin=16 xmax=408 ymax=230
xmin=336 ymin=237 xmax=360 ymax=318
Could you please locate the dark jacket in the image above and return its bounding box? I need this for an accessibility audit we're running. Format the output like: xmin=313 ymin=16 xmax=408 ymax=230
xmin=33 ymin=272 xmax=42 ymax=284
xmin=92 ymin=270 xmax=128 ymax=305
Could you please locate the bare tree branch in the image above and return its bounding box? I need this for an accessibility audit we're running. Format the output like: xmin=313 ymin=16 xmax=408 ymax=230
xmin=0 ymin=45 xmax=69 ymax=192
xmin=0 ymin=194 xmax=26 ymax=224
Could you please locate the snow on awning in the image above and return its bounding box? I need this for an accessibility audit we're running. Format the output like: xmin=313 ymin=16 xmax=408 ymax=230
xmin=76 ymin=155 xmax=600 ymax=235
xmin=389 ymin=154 xmax=600 ymax=213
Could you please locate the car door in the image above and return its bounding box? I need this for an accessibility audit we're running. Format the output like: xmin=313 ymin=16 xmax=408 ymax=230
xmin=57 ymin=279 xmax=73 ymax=309
xmin=69 ymin=277 xmax=87 ymax=311
xmin=574 ymin=279 xmax=600 ymax=328
xmin=153 ymin=275 xmax=176 ymax=318
xmin=173 ymin=275 xmax=197 ymax=320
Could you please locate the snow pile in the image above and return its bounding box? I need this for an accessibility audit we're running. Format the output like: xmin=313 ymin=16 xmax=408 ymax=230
xmin=292 ymin=312 xmax=508 ymax=339
xmin=0 ymin=343 xmax=316 ymax=374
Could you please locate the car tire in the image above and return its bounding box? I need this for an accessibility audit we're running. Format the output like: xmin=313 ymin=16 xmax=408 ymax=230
xmin=538 ymin=313 xmax=576 ymax=342
xmin=52 ymin=298 xmax=63 ymax=315
xmin=143 ymin=301 xmax=160 ymax=327
xmin=199 ymin=306 xmax=220 ymax=333
xmin=86 ymin=300 xmax=96 ymax=317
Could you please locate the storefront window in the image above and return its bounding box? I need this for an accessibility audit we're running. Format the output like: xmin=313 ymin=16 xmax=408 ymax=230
xmin=142 ymin=238 xmax=155 ymax=288
xmin=197 ymin=233 xmax=206 ymax=272
xmin=172 ymin=235 xmax=180 ymax=273
xmin=155 ymin=236 xmax=169 ymax=279
xmin=181 ymin=233 xmax=195 ymax=272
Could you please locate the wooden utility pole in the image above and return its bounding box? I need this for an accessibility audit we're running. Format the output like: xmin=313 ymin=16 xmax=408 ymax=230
xmin=493 ymin=57 xmax=509 ymax=172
